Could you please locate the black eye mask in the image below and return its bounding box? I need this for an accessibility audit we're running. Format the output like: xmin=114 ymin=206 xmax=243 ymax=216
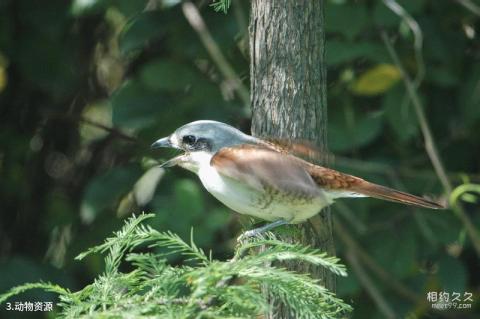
xmin=182 ymin=135 xmax=196 ymax=146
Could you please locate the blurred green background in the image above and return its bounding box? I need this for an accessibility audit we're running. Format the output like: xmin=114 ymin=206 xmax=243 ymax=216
xmin=0 ymin=0 xmax=479 ymax=318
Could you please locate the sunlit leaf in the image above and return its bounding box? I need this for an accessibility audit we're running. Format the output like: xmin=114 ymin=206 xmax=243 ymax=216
xmin=117 ymin=191 xmax=137 ymax=217
xmin=350 ymin=64 xmax=401 ymax=96
xmin=79 ymin=101 xmax=112 ymax=144
xmin=71 ymin=0 xmax=104 ymax=16
xmin=133 ymin=166 xmax=165 ymax=206
xmin=0 ymin=67 xmax=6 ymax=93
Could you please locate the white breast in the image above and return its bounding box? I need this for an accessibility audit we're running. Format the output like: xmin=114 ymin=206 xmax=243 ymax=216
xmin=197 ymin=164 xmax=272 ymax=219
xmin=196 ymin=161 xmax=330 ymax=223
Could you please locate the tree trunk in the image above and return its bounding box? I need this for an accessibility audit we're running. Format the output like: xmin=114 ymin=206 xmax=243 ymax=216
xmin=249 ymin=1 xmax=334 ymax=317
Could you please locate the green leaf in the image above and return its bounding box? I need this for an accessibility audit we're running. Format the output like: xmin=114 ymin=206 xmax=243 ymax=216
xmin=80 ymin=100 xmax=112 ymax=144
xmin=426 ymin=65 xmax=459 ymax=87
xmin=327 ymin=41 xmax=389 ymax=66
xmin=328 ymin=109 xmax=384 ymax=152
xmin=373 ymin=2 xmax=400 ymax=27
xmin=111 ymin=80 xmax=171 ymax=131
xmin=424 ymin=213 xmax=462 ymax=245
xmin=350 ymin=64 xmax=401 ymax=96
xmin=384 ymin=84 xmax=419 ymax=142
xmin=140 ymin=59 xmax=197 ymax=91
xmin=325 ymin=3 xmax=368 ymax=40
xmin=119 ymin=11 xmax=166 ymax=55
xmin=80 ymin=165 xmax=142 ymax=223
xmin=70 ymin=0 xmax=105 ymax=16
xmin=390 ymin=229 xmax=416 ymax=277
xmin=17 ymin=35 xmax=79 ymax=99
xmin=368 ymin=226 xmax=416 ymax=278
xmin=0 ymin=64 xmax=6 ymax=93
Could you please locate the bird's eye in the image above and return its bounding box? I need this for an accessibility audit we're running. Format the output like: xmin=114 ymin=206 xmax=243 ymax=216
xmin=182 ymin=135 xmax=196 ymax=146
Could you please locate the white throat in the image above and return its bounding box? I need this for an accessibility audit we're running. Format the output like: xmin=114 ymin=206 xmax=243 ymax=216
xmin=178 ymin=151 xmax=214 ymax=174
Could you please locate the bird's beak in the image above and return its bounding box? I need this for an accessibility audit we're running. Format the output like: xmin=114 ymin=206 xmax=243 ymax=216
xmin=151 ymin=136 xmax=186 ymax=169
xmin=151 ymin=137 xmax=174 ymax=149
xmin=158 ymin=154 xmax=188 ymax=168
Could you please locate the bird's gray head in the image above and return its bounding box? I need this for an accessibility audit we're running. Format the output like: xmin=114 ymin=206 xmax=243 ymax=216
xmin=151 ymin=120 xmax=255 ymax=171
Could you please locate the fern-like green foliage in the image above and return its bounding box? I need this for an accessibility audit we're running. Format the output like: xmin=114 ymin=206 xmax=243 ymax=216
xmin=0 ymin=213 xmax=352 ymax=318
xmin=210 ymin=0 xmax=231 ymax=14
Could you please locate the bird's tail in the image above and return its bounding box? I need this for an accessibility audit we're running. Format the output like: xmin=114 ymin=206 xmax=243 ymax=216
xmin=350 ymin=182 xmax=445 ymax=209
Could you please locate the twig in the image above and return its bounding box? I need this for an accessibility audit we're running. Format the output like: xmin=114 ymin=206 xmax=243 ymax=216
xmin=381 ymin=31 xmax=480 ymax=256
xmin=381 ymin=31 xmax=450 ymax=193
xmin=455 ymin=0 xmax=480 ymax=16
xmin=47 ymin=110 xmax=140 ymax=144
xmin=382 ymin=0 xmax=424 ymax=87
xmin=182 ymin=1 xmax=250 ymax=109
xmin=80 ymin=117 xmax=139 ymax=143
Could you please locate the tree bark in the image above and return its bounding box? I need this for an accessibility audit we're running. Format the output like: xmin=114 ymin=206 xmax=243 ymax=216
xmin=249 ymin=1 xmax=335 ymax=317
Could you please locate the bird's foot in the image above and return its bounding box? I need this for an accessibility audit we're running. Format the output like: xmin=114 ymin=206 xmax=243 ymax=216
xmin=237 ymin=229 xmax=262 ymax=243
xmin=236 ymin=219 xmax=289 ymax=243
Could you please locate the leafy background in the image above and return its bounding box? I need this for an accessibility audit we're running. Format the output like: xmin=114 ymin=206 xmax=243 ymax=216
xmin=0 ymin=0 xmax=479 ymax=318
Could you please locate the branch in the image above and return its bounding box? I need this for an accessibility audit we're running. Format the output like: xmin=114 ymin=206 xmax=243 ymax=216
xmin=381 ymin=30 xmax=480 ymax=256
xmin=381 ymin=31 xmax=450 ymax=193
xmin=454 ymin=0 xmax=480 ymax=16
xmin=79 ymin=116 xmax=139 ymax=143
xmin=182 ymin=1 xmax=250 ymax=109
xmin=382 ymin=0 xmax=424 ymax=87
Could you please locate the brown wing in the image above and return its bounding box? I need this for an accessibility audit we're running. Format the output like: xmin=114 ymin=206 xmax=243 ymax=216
xmin=304 ymin=162 xmax=445 ymax=209
xmin=210 ymin=144 xmax=321 ymax=199
xmin=212 ymin=143 xmax=444 ymax=210
xmin=256 ymin=137 xmax=332 ymax=163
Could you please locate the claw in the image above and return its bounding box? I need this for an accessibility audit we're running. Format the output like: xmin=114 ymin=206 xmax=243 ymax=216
xmin=237 ymin=229 xmax=261 ymax=243
xmin=236 ymin=219 xmax=289 ymax=243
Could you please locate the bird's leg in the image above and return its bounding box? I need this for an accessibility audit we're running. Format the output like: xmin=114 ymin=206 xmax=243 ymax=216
xmin=237 ymin=219 xmax=290 ymax=242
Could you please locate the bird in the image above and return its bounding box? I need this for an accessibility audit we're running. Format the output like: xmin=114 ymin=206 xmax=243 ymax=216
xmin=151 ymin=120 xmax=445 ymax=238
